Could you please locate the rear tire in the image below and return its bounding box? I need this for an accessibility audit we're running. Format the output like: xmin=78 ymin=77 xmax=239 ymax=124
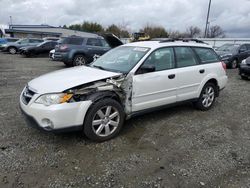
xmin=83 ymin=98 xmax=125 ymax=142
xmin=194 ymin=83 xmax=216 ymax=111
xmin=73 ymin=55 xmax=87 ymax=66
xmin=231 ymin=59 xmax=238 ymax=69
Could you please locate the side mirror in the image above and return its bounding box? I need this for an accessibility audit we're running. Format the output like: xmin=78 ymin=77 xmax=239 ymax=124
xmin=137 ymin=64 xmax=155 ymax=74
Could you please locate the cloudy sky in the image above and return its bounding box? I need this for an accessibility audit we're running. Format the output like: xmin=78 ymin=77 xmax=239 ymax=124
xmin=0 ymin=0 xmax=250 ymax=37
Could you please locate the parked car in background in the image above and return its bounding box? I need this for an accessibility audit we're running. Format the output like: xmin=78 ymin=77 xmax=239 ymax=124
xmin=54 ymin=34 xmax=123 ymax=66
xmin=43 ymin=37 xmax=60 ymax=41
xmin=239 ymin=57 xmax=250 ymax=80
xmin=1 ymin=38 xmax=44 ymax=54
xmin=0 ymin=38 xmax=19 ymax=51
xmin=20 ymin=41 xmax=58 ymax=57
xmin=20 ymin=39 xmax=227 ymax=141
xmin=216 ymin=43 xmax=250 ymax=69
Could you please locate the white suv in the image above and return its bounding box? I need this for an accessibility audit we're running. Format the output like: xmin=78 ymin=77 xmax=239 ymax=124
xmin=20 ymin=39 xmax=228 ymax=141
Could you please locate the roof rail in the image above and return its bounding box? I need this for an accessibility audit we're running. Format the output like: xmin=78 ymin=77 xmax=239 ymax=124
xmin=159 ymin=38 xmax=207 ymax=44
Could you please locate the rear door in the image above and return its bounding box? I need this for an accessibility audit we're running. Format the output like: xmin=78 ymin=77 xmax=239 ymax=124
xmin=174 ymin=47 xmax=205 ymax=101
xmin=132 ymin=47 xmax=177 ymax=112
xmin=86 ymin=38 xmax=106 ymax=60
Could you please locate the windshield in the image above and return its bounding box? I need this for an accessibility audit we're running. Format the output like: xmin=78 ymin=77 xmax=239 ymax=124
xmin=90 ymin=46 xmax=150 ymax=73
xmin=37 ymin=41 xmax=48 ymax=47
xmin=217 ymin=44 xmax=239 ymax=53
xmin=15 ymin=39 xmax=28 ymax=44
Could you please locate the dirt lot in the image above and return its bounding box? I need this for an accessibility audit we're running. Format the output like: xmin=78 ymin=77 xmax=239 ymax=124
xmin=0 ymin=53 xmax=250 ymax=188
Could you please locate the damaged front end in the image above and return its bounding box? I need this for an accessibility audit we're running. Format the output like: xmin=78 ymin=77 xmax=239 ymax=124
xmin=65 ymin=74 xmax=133 ymax=118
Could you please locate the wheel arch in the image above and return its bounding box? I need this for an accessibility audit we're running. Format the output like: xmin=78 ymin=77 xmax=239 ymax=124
xmin=198 ymin=75 xmax=219 ymax=98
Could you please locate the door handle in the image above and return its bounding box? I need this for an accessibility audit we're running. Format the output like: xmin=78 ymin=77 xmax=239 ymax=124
xmin=87 ymin=47 xmax=93 ymax=50
xmin=199 ymin=69 xmax=205 ymax=74
xmin=168 ymin=74 xmax=175 ymax=79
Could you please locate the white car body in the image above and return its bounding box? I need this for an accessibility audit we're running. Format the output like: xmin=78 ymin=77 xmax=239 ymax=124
xmin=49 ymin=49 xmax=55 ymax=60
xmin=20 ymin=40 xmax=227 ymax=136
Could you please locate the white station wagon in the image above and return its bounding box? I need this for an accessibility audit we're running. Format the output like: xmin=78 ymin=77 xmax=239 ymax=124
xmin=20 ymin=39 xmax=228 ymax=141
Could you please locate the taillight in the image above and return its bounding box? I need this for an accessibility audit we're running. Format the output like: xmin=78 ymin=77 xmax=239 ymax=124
xmin=221 ymin=61 xmax=227 ymax=71
xmin=59 ymin=45 xmax=68 ymax=51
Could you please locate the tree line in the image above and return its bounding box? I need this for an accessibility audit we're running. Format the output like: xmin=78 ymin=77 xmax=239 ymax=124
xmin=63 ymin=21 xmax=225 ymax=38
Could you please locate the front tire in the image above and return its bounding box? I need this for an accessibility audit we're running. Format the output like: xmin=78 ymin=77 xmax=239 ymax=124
xmin=83 ymin=98 xmax=125 ymax=142
xmin=8 ymin=47 xmax=17 ymax=54
xmin=241 ymin=75 xmax=248 ymax=80
xmin=73 ymin=55 xmax=87 ymax=66
xmin=194 ymin=83 xmax=216 ymax=111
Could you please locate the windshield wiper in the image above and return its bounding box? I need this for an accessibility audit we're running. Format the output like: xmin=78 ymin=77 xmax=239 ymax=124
xmin=92 ymin=65 xmax=106 ymax=70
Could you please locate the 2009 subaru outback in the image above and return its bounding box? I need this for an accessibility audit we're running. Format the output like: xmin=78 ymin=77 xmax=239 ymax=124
xmin=20 ymin=39 xmax=228 ymax=141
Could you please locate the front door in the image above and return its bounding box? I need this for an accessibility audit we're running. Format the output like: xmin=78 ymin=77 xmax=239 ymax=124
xmin=132 ymin=47 xmax=177 ymax=112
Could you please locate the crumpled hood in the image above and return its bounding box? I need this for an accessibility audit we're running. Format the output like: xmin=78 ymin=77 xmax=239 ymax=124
xmin=28 ymin=66 xmax=122 ymax=94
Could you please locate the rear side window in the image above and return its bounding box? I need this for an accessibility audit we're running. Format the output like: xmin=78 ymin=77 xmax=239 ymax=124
xmin=246 ymin=44 xmax=250 ymax=50
xmin=175 ymin=47 xmax=198 ymax=68
xmin=101 ymin=39 xmax=110 ymax=47
xmin=193 ymin=47 xmax=219 ymax=64
xmin=87 ymin=38 xmax=102 ymax=46
xmin=62 ymin=38 xmax=84 ymax=45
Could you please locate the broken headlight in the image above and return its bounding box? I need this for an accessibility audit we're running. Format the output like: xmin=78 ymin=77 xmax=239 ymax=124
xmin=35 ymin=93 xmax=73 ymax=106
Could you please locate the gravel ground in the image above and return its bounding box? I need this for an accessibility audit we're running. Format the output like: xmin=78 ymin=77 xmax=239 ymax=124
xmin=0 ymin=53 xmax=250 ymax=188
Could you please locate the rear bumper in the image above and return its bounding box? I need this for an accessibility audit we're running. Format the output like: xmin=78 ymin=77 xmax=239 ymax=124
xmin=218 ymin=75 xmax=228 ymax=90
xmin=54 ymin=52 xmax=71 ymax=63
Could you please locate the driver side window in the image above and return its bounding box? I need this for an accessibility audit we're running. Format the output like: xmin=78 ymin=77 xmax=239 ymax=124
xmin=140 ymin=47 xmax=175 ymax=72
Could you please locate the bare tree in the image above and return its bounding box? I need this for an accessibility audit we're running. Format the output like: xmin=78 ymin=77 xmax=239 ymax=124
xmin=140 ymin=24 xmax=169 ymax=38
xmin=186 ymin=26 xmax=201 ymax=38
xmin=168 ymin=30 xmax=186 ymax=38
xmin=207 ymin=25 xmax=225 ymax=38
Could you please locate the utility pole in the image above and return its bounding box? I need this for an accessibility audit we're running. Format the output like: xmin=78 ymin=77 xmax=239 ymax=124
xmin=204 ymin=0 xmax=212 ymax=38
xmin=9 ymin=16 xmax=13 ymax=26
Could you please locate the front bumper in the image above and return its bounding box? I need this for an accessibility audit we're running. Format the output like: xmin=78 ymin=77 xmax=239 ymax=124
xmin=19 ymin=89 xmax=93 ymax=132
xmin=239 ymin=64 xmax=250 ymax=76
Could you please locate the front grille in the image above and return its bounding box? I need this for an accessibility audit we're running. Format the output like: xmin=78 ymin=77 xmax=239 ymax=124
xmin=22 ymin=87 xmax=35 ymax=105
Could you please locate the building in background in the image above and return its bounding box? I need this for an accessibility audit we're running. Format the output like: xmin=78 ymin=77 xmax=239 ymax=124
xmin=4 ymin=25 xmax=96 ymax=38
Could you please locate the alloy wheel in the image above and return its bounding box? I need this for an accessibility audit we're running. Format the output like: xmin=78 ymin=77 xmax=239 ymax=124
xmin=92 ymin=106 xmax=120 ymax=137
xmin=75 ymin=56 xmax=86 ymax=66
xmin=201 ymin=86 xmax=215 ymax=108
xmin=9 ymin=48 xmax=16 ymax=54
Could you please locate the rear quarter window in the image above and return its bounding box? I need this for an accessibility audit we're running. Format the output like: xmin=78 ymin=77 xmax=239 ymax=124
xmin=193 ymin=47 xmax=219 ymax=64
xmin=62 ymin=38 xmax=84 ymax=45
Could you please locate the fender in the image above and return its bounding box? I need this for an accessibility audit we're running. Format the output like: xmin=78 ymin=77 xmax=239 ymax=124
xmin=68 ymin=48 xmax=88 ymax=62
xmin=196 ymin=73 xmax=219 ymax=98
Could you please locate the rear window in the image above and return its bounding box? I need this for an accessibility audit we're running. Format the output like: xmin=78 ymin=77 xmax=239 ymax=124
xmin=193 ymin=47 xmax=219 ymax=64
xmin=62 ymin=37 xmax=84 ymax=45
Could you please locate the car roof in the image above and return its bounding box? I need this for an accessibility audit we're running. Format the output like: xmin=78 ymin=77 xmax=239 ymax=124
xmin=123 ymin=40 xmax=212 ymax=50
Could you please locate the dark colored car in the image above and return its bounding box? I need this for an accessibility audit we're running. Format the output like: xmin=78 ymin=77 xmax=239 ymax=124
xmin=216 ymin=43 xmax=250 ymax=69
xmin=54 ymin=34 xmax=123 ymax=66
xmin=0 ymin=38 xmax=19 ymax=51
xmin=239 ymin=57 xmax=250 ymax=80
xmin=20 ymin=41 xmax=58 ymax=57
xmin=1 ymin=38 xmax=44 ymax=54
